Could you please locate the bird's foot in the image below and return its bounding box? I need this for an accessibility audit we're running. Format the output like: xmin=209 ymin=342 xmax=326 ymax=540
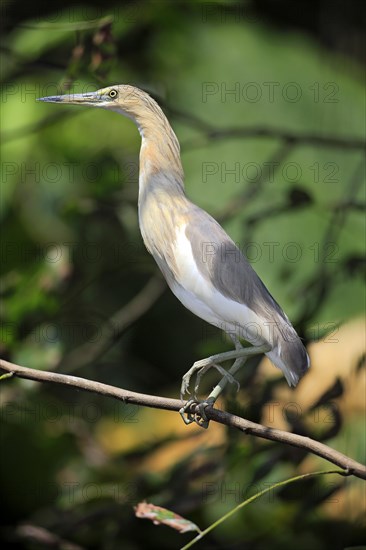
xmin=179 ymin=357 xmax=241 ymax=428
xmin=179 ymin=397 xmax=215 ymax=429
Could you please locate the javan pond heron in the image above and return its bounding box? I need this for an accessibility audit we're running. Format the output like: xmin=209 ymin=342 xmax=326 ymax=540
xmin=37 ymin=85 xmax=309 ymax=427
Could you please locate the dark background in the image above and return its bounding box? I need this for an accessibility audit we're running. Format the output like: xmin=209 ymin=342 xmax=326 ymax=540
xmin=1 ymin=1 xmax=365 ymax=548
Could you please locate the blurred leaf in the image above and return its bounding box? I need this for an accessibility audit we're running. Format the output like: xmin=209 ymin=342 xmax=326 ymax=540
xmin=134 ymin=502 xmax=201 ymax=534
xmin=309 ymin=378 xmax=344 ymax=410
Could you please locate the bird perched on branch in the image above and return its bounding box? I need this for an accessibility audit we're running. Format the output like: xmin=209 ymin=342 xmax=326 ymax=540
xmin=38 ymin=85 xmax=309 ymax=427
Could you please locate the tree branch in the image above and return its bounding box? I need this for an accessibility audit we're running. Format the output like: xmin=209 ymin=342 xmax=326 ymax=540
xmin=166 ymin=104 xmax=366 ymax=151
xmin=56 ymin=274 xmax=166 ymax=373
xmin=199 ymin=126 xmax=366 ymax=150
xmin=1 ymin=358 xmax=365 ymax=480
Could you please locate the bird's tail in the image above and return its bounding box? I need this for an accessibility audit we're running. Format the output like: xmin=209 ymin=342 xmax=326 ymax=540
xmin=265 ymin=321 xmax=310 ymax=387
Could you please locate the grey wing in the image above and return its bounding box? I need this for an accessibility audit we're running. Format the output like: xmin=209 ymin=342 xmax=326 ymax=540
xmin=186 ymin=204 xmax=309 ymax=385
xmin=185 ymin=204 xmax=288 ymax=324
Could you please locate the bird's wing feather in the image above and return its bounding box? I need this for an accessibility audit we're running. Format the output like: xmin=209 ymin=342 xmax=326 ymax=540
xmin=184 ymin=204 xmax=309 ymax=385
xmin=185 ymin=204 xmax=288 ymax=325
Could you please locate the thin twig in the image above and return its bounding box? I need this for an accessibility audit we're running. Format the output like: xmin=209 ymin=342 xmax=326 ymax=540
xmin=57 ymin=274 xmax=166 ymax=372
xmin=1 ymin=358 xmax=365 ymax=480
xmin=166 ymin=104 xmax=366 ymax=151
xmin=297 ymin=157 xmax=365 ymax=325
xmin=180 ymin=124 xmax=366 ymax=152
xmin=180 ymin=469 xmax=347 ymax=549
xmin=15 ymin=524 xmax=84 ymax=550
xmin=216 ymin=140 xmax=295 ymax=223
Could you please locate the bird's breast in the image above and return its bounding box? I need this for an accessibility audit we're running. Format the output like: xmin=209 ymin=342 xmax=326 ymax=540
xmin=138 ymin=189 xmax=188 ymax=282
xmin=138 ymin=191 xmax=271 ymax=345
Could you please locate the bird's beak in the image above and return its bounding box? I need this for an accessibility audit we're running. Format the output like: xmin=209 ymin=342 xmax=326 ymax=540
xmin=36 ymin=91 xmax=103 ymax=106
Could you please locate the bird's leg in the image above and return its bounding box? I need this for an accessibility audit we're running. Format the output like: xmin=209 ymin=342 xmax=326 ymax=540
xmin=180 ymin=357 xmax=239 ymax=401
xmin=192 ymin=334 xmax=243 ymax=396
xmin=180 ymin=338 xmax=269 ymax=399
xmin=179 ymin=340 xmax=270 ymax=428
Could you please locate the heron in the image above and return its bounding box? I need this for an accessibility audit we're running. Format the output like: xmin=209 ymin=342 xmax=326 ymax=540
xmin=37 ymin=85 xmax=309 ymax=427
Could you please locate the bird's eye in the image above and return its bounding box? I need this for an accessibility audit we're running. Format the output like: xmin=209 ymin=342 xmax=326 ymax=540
xmin=109 ymin=89 xmax=118 ymax=99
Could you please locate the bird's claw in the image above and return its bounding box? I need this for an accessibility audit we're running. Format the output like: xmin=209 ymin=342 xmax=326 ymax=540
xmin=179 ymin=398 xmax=215 ymax=429
xmin=180 ymin=378 xmax=192 ymax=402
xmin=179 ymin=357 xmax=243 ymax=427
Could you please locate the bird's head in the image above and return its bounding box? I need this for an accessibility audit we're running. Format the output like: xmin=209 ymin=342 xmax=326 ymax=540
xmin=37 ymin=84 xmax=146 ymax=120
xmin=37 ymin=83 xmax=182 ymax=173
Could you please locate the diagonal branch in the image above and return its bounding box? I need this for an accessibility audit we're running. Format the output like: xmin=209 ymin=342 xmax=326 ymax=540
xmin=57 ymin=274 xmax=166 ymax=373
xmin=0 ymin=358 xmax=365 ymax=480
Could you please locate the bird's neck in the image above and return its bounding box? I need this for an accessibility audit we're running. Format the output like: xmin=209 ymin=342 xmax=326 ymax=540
xmin=134 ymin=109 xmax=185 ymax=198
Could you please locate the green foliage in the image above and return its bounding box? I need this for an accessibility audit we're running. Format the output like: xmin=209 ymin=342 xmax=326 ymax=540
xmin=1 ymin=1 xmax=365 ymax=549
